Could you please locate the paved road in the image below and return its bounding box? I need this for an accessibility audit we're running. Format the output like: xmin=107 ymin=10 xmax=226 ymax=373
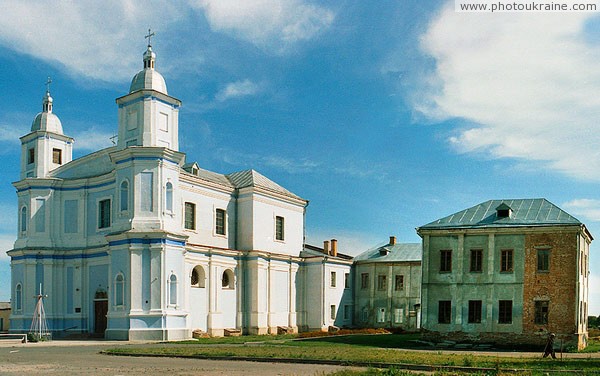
xmin=0 ymin=340 xmax=364 ymax=375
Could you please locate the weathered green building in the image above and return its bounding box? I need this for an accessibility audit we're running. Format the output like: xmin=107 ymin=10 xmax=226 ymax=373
xmin=353 ymin=237 xmax=421 ymax=331
xmin=417 ymin=199 xmax=591 ymax=349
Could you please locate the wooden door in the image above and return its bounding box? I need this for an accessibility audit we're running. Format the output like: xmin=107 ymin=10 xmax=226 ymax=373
xmin=94 ymin=300 xmax=108 ymax=334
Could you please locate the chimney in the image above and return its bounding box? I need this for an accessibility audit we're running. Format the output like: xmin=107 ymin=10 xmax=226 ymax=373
xmin=331 ymin=239 xmax=338 ymax=257
xmin=323 ymin=240 xmax=330 ymax=255
xmin=389 ymin=236 xmax=396 ymax=245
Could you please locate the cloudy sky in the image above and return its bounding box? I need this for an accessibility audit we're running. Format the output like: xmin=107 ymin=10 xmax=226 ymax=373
xmin=1 ymin=1 xmax=599 ymax=313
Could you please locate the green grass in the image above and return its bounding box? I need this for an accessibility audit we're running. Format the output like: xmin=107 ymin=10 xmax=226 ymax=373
xmin=104 ymin=334 xmax=600 ymax=375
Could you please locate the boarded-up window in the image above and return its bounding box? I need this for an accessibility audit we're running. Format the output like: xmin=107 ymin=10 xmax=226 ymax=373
xmin=395 ymin=275 xmax=404 ymax=290
xmin=331 ymin=305 xmax=336 ymax=320
xmin=361 ymin=273 xmax=369 ymax=289
xmin=537 ymin=249 xmax=550 ymax=272
xmin=52 ymin=148 xmax=62 ymax=164
xmin=64 ymin=200 xmax=78 ymax=233
xmin=377 ymin=275 xmax=387 ymax=290
xmin=330 ymin=271 xmax=337 ymax=287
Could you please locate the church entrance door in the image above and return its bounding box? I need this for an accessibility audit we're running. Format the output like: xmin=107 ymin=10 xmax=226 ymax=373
xmin=94 ymin=300 xmax=108 ymax=334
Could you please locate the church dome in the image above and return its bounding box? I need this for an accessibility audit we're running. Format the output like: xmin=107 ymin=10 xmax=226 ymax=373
xmin=31 ymin=90 xmax=63 ymax=134
xmin=128 ymin=45 xmax=168 ymax=95
xmin=31 ymin=112 xmax=63 ymax=134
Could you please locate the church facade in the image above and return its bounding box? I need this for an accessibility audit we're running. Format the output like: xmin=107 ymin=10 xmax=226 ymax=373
xmin=8 ymin=39 xmax=351 ymax=340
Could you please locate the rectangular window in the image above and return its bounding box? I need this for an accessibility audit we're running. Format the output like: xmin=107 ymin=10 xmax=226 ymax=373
xmin=537 ymin=249 xmax=550 ymax=272
xmin=52 ymin=148 xmax=62 ymax=164
xmin=361 ymin=273 xmax=369 ymax=289
xmin=215 ymin=208 xmax=226 ymax=235
xmin=377 ymin=308 xmax=386 ymax=323
xmin=330 ymin=271 xmax=337 ymax=287
xmin=468 ymin=300 xmax=482 ymax=323
xmin=395 ymin=275 xmax=404 ymax=291
xmin=535 ymin=300 xmax=549 ymax=325
xmin=35 ymin=198 xmax=45 ymax=233
xmin=28 ymin=148 xmax=35 ymax=164
xmin=500 ymin=249 xmax=513 ymax=272
xmin=184 ymin=202 xmax=196 ymax=230
xmin=344 ymin=273 xmax=349 ymax=289
xmin=275 ymin=216 xmax=285 ymax=241
xmin=140 ymin=172 xmax=153 ymax=212
xmin=440 ymin=250 xmax=452 ymax=272
xmin=438 ymin=301 xmax=451 ymax=324
xmin=377 ymin=275 xmax=387 ymax=291
xmin=470 ymin=249 xmax=483 ymax=272
xmin=394 ymin=308 xmax=404 ymax=324
xmin=499 ymin=300 xmax=513 ymax=324
xmin=64 ymin=200 xmax=78 ymax=234
xmin=98 ymin=199 xmax=111 ymax=229
xmin=330 ymin=305 xmax=336 ymax=320
xmin=343 ymin=305 xmax=351 ymax=320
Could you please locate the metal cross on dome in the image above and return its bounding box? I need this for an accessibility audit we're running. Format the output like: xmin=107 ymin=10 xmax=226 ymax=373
xmin=145 ymin=28 xmax=155 ymax=47
xmin=45 ymin=76 xmax=52 ymax=93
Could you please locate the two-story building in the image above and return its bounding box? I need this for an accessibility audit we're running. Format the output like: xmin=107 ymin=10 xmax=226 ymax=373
xmin=417 ymin=199 xmax=591 ymax=349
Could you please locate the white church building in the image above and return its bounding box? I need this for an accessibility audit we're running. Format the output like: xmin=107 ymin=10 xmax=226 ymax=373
xmin=8 ymin=36 xmax=352 ymax=340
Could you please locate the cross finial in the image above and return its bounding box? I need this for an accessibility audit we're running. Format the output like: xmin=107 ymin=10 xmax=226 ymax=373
xmin=145 ymin=28 xmax=155 ymax=47
xmin=45 ymin=76 xmax=52 ymax=94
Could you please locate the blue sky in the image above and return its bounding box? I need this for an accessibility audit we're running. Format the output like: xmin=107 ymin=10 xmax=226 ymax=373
xmin=1 ymin=1 xmax=600 ymax=314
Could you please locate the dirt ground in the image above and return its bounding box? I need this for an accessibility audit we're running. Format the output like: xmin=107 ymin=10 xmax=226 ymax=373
xmin=0 ymin=339 xmax=365 ymax=375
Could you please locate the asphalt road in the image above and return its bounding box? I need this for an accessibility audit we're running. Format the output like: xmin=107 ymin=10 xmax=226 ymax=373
xmin=0 ymin=340 xmax=364 ymax=375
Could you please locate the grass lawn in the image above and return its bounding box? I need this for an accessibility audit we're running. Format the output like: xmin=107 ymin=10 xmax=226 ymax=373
xmin=104 ymin=333 xmax=600 ymax=375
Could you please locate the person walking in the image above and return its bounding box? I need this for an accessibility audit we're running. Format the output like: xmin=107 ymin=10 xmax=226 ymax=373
xmin=543 ymin=333 xmax=556 ymax=359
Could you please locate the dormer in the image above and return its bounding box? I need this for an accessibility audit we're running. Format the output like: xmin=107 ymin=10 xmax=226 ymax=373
xmin=183 ymin=162 xmax=200 ymax=176
xmin=496 ymin=203 xmax=512 ymax=219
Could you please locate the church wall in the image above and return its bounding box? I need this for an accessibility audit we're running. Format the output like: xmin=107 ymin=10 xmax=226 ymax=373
xmin=179 ymin=182 xmax=236 ymax=249
xmin=251 ymin=194 xmax=304 ymax=256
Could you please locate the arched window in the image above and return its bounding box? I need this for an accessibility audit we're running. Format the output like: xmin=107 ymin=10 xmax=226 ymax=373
xmin=169 ymin=274 xmax=178 ymax=306
xmin=165 ymin=182 xmax=173 ymax=212
xmin=114 ymin=273 xmax=124 ymax=306
xmin=120 ymin=181 xmax=129 ymax=212
xmin=191 ymin=265 xmax=206 ymax=288
xmin=20 ymin=206 xmax=27 ymax=233
xmin=15 ymin=283 xmax=22 ymax=311
xmin=222 ymin=269 xmax=234 ymax=289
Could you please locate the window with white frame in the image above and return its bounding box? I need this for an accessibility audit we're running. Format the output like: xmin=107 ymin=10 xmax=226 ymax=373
xmin=215 ymin=208 xmax=226 ymax=235
xmin=184 ymin=202 xmax=196 ymax=230
xmin=275 ymin=216 xmax=284 ymax=241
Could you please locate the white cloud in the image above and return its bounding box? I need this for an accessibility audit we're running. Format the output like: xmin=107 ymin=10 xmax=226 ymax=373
xmin=0 ymin=123 xmax=26 ymax=143
xmin=220 ymin=148 xmax=320 ymax=173
xmin=215 ymin=79 xmax=262 ymax=102
xmin=414 ymin=2 xmax=600 ymax=180
xmin=0 ymin=1 xmax=184 ymax=82
xmin=195 ymin=0 xmax=334 ymax=52
xmin=562 ymin=199 xmax=600 ymax=222
xmin=0 ymin=234 xmax=16 ymax=261
xmin=72 ymin=129 xmax=116 ymax=151
xmin=305 ymin=229 xmax=386 ymax=257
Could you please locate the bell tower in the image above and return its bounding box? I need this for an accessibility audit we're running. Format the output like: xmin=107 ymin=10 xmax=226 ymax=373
xmin=115 ymin=30 xmax=181 ymax=151
xmin=20 ymin=78 xmax=74 ymax=179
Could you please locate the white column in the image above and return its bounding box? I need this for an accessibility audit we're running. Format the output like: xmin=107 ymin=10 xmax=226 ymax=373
xmin=130 ymin=246 xmax=143 ymax=312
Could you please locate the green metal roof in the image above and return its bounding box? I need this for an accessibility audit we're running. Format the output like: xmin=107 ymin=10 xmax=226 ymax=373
xmin=354 ymin=242 xmax=422 ymax=263
xmin=418 ymin=198 xmax=582 ymax=230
